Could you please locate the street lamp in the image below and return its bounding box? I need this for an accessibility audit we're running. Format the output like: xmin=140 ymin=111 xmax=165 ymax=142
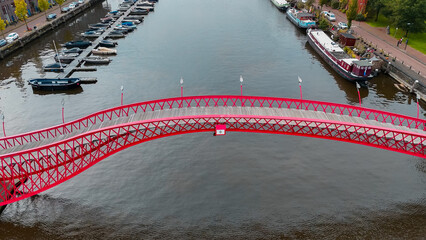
xmin=180 ymin=77 xmax=184 ymax=98
xmin=356 ymin=82 xmax=362 ymax=107
xmin=406 ymin=23 xmax=412 ymax=36
xmin=298 ymin=76 xmax=303 ymax=99
xmin=1 ymin=112 xmax=5 ymax=137
xmin=240 ymin=75 xmax=243 ymax=96
xmin=61 ymin=98 xmax=65 ymax=124
xmin=121 ymin=85 xmax=124 ymax=105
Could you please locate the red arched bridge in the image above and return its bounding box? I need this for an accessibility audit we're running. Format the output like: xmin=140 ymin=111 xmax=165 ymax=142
xmin=0 ymin=95 xmax=425 ymax=207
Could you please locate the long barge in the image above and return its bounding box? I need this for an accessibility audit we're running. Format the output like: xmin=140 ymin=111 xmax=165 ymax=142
xmin=307 ymin=28 xmax=373 ymax=84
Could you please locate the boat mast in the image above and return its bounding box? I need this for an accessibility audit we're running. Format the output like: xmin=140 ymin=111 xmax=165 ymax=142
xmin=52 ymin=40 xmax=63 ymax=69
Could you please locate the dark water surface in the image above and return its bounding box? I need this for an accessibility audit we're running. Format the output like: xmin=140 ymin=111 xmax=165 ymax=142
xmin=0 ymin=0 xmax=425 ymax=239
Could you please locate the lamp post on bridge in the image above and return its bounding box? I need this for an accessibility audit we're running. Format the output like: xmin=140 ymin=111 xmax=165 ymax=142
xmin=121 ymin=85 xmax=124 ymax=106
xmin=1 ymin=112 xmax=5 ymax=138
xmin=356 ymin=82 xmax=362 ymax=107
xmin=240 ymin=75 xmax=243 ymax=96
xmin=61 ymin=98 xmax=65 ymax=124
xmin=180 ymin=77 xmax=184 ymax=98
xmin=298 ymin=76 xmax=303 ymax=99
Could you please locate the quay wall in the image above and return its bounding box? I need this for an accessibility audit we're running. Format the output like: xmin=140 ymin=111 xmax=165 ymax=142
xmin=375 ymin=53 xmax=426 ymax=102
xmin=0 ymin=0 xmax=104 ymax=60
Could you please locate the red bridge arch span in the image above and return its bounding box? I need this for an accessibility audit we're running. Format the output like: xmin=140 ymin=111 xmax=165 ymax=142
xmin=1 ymin=95 xmax=425 ymax=206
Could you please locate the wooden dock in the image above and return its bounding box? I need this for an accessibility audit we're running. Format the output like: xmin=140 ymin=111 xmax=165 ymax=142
xmin=57 ymin=1 xmax=145 ymax=79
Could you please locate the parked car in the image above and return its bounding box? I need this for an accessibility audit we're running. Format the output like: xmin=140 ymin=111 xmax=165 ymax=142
xmin=61 ymin=6 xmax=70 ymax=12
xmin=47 ymin=13 xmax=57 ymax=20
xmin=0 ymin=39 xmax=7 ymax=47
xmin=321 ymin=11 xmax=336 ymax=22
xmin=338 ymin=22 xmax=348 ymax=29
xmin=72 ymin=2 xmax=80 ymax=7
xmin=68 ymin=3 xmax=76 ymax=9
xmin=6 ymin=32 xmax=19 ymax=43
xmin=78 ymin=0 xmax=84 ymax=4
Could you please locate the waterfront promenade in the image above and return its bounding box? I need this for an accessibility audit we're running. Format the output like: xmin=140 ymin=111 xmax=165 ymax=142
xmin=316 ymin=3 xmax=426 ymax=87
xmin=1 ymin=0 xmax=75 ymax=38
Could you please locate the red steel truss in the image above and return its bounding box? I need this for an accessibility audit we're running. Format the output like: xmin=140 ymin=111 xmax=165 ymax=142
xmin=1 ymin=95 xmax=424 ymax=150
xmin=0 ymin=96 xmax=425 ymax=206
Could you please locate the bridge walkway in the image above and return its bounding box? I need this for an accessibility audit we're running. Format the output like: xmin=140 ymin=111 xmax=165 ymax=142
xmin=1 ymin=106 xmax=424 ymax=157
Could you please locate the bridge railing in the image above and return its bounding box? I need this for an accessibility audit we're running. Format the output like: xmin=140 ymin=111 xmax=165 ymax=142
xmin=1 ymin=95 xmax=424 ymax=150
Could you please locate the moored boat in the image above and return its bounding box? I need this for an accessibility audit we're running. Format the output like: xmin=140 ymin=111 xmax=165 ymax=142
xmin=28 ymin=78 xmax=81 ymax=90
xmin=136 ymin=2 xmax=154 ymax=7
xmin=83 ymin=56 xmax=112 ymax=64
xmin=286 ymin=8 xmax=316 ymax=29
xmin=99 ymin=40 xmax=117 ymax=48
xmin=129 ymin=9 xmax=149 ymax=15
xmin=62 ymin=40 xmax=92 ymax=49
xmin=91 ymin=47 xmax=117 ymax=55
xmin=307 ymin=28 xmax=373 ymax=84
xmin=123 ymin=16 xmax=144 ymax=21
xmin=88 ymin=23 xmax=110 ymax=30
xmin=54 ymin=53 xmax=79 ymax=64
xmin=107 ymin=31 xmax=125 ymax=38
xmin=43 ymin=63 xmax=67 ymax=72
xmin=61 ymin=47 xmax=83 ymax=54
xmin=120 ymin=22 xmax=137 ymax=28
xmin=81 ymin=30 xmax=103 ymax=38
xmin=270 ymin=0 xmax=289 ymax=10
xmin=135 ymin=6 xmax=154 ymax=12
xmin=114 ymin=26 xmax=131 ymax=33
xmin=100 ymin=16 xmax=113 ymax=23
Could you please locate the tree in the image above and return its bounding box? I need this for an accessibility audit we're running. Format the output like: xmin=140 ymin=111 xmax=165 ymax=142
xmin=306 ymin=0 xmax=315 ymax=9
xmin=14 ymin=0 xmax=29 ymax=31
xmin=366 ymin=0 xmax=386 ymax=21
xmin=346 ymin=0 xmax=358 ymax=29
xmin=0 ymin=17 xmax=5 ymax=38
xmin=339 ymin=0 xmax=349 ymax=10
xmin=385 ymin=0 xmax=426 ymax=35
xmin=55 ymin=0 xmax=65 ymax=8
xmin=38 ymin=0 xmax=50 ymax=17
xmin=318 ymin=18 xmax=330 ymax=30
xmin=319 ymin=0 xmax=330 ymax=10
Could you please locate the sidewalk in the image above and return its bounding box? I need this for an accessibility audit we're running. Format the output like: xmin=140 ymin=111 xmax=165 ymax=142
xmin=315 ymin=3 xmax=426 ymax=85
xmin=1 ymin=0 xmax=74 ymax=40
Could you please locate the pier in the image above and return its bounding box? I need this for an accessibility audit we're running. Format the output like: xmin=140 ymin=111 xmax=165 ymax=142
xmin=57 ymin=0 xmax=148 ymax=79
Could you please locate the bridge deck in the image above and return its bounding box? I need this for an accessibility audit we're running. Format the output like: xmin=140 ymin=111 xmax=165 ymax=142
xmin=1 ymin=106 xmax=424 ymax=156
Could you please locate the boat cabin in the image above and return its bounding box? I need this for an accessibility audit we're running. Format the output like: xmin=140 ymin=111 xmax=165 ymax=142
xmin=351 ymin=60 xmax=372 ymax=77
xmin=296 ymin=12 xmax=314 ymax=20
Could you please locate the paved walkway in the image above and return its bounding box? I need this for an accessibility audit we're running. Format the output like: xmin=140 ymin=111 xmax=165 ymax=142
xmin=1 ymin=0 xmax=76 ymax=40
xmin=315 ymin=3 xmax=426 ymax=86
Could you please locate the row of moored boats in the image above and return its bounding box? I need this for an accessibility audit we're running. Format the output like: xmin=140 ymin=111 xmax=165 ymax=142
xmin=270 ymin=0 xmax=373 ymax=84
xmin=33 ymin=0 xmax=158 ymax=90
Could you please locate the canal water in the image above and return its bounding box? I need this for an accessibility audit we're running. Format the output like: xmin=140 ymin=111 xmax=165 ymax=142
xmin=0 ymin=0 xmax=425 ymax=238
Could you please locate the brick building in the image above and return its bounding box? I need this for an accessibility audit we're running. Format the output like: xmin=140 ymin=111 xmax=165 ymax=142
xmin=0 ymin=0 xmax=42 ymax=24
xmin=357 ymin=0 xmax=368 ymax=14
